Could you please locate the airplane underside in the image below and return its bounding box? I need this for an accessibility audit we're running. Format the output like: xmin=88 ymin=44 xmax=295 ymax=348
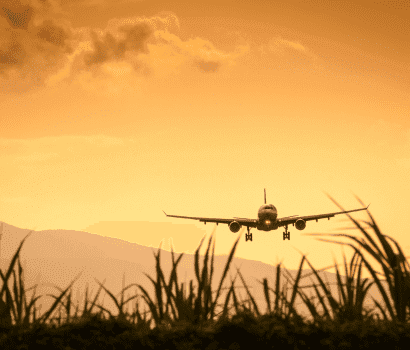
xmin=245 ymin=224 xmax=290 ymax=242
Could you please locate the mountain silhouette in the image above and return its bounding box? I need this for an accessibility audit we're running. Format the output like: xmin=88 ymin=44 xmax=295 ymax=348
xmin=0 ymin=221 xmax=394 ymax=325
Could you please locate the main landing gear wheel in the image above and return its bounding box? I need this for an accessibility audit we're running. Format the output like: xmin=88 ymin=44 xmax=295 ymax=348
xmin=245 ymin=226 xmax=253 ymax=242
xmin=283 ymin=225 xmax=290 ymax=240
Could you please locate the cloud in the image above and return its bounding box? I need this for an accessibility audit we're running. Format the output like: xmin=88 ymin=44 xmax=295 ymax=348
xmin=83 ymin=22 xmax=152 ymax=67
xmin=271 ymin=37 xmax=307 ymax=53
xmin=0 ymin=0 xmax=76 ymax=93
xmin=72 ymin=15 xmax=248 ymax=79
xmin=258 ymin=36 xmax=320 ymax=68
xmin=195 ymin=60 xmax=220 ymax=72
xmin=1 ymin=3 xmax=33 ymax=30
xmin=149 ymin=30 xmax=249 ymax=75
xmin=267 ymin=36 xmax=318 ymax=60
xmin=0 ymin=2 xmax=248 ymax=94
xmin=255 ymin=35 xmax=329 ymax=75
xmin=35 ymin=19 xmax=72 ymax=49
xmin=47 ymin=14 xmax=249 ymax=96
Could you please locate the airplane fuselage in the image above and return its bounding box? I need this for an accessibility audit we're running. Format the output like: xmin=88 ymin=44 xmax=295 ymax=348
xmin=257 ymin=204 xmax=279 ymax=231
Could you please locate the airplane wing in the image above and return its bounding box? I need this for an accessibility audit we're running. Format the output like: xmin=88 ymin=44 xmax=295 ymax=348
xmin=277 ymin=204 xmax=370 ymax=227
xmin=277 ymin=215 xmax=299 ymax=220
xmin=162 ymin=211 xmax=258 ymax=228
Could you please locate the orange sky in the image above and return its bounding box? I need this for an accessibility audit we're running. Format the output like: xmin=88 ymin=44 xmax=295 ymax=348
xmin=1 ymin=0 xmax=409 ymax=280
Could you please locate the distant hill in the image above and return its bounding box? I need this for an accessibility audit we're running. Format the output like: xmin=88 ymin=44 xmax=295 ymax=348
xmin=0 ymin=221 xmax=393 ymax=325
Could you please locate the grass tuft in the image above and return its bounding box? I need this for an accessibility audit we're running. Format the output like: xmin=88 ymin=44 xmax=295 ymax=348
xmin=1 ymin=194 xmax=410 ymax=348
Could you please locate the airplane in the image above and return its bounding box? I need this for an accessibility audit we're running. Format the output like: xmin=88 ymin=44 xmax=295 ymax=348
xmin=162 ymin=189 xmax=370 ymax=242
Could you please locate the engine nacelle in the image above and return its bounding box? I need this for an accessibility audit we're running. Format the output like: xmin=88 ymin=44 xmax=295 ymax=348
xmin=229 ymin=221 xmax=241 ymax=233
xmin=295 ymin=219 xmax=306 ymax=230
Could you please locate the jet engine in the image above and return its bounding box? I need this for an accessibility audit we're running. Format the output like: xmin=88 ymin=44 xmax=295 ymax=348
xmin=229 ymin=221 xmax=241 ymax=233
xmin=295 ymin=219 xmax=306 ymax=230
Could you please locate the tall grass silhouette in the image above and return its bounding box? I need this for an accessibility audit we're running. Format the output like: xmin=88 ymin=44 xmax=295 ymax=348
xmin=0 ymin=193 xmax=409 ymax=347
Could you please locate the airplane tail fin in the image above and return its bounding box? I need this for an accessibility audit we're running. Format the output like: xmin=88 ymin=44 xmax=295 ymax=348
xmin=264 ymin=188 xmax=266 ymax=204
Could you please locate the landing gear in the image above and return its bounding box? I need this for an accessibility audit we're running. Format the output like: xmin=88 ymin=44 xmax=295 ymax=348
xmin=245 ymin=226 xmax=253 ymax=242
xmin=283 ymin=225 xmax=290 ymax=240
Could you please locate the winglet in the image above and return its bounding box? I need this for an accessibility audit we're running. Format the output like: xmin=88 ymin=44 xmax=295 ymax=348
xmin=162 ymin=210 xmax=168 ymax=216
xmin=366 ymin=203 xmax=370 ymax=209
xmin=264 ymin=188 xmax=266 ymax=204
